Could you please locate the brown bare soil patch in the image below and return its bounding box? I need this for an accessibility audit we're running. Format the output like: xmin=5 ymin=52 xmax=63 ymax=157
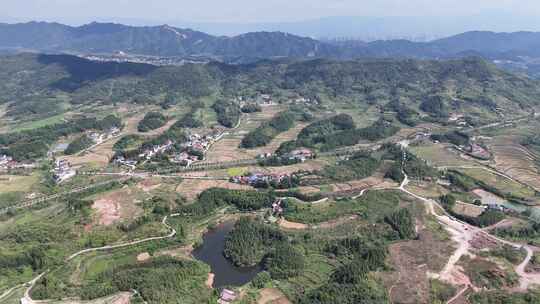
xmin=136 ymin=252 xmax=151 ymax=262
xmin=384 ymin=208 xmax=455 ymax=304
xmin=158 ymin=245 xmax=194 ymax=259
xmin=206 ymin=273 xmax=215 ymax=288
xmin=278 ymin=218 xmax=308 ymax=230
xmin=453 ymin=202 xmax=484 ymax=218
xmin=137 ymin=178 xmax=162 ymax=192
xmin=176 ymin=179 xmax=252 ymax=202
xmin=93 ymin=199 xmax=121 ymax=226
xmin=91 ymin=187 xmax=144 ymax=227
xmin=405 ymin=182 xmax=449 ymax=199
xmin=469 ymin=233 xmax=499 ymax=250
xmin=257 ymin=288 xmax=291 ymax=304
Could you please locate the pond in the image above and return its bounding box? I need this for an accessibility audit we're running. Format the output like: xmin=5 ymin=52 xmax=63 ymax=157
xmin=473 ymin=189 xmax=540 ymax=221
xmin=193 ymin=221 xmax=263 ymax=288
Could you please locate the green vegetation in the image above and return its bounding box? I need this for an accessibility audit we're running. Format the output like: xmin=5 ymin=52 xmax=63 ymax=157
xmin=64 ymin=135 xmax=94 ymax=155
xmin=176 ymin=108 xmax=203 ymax=128
xmin=439 ymin=194 xmax=505 ymax=228
xmin=459 ymin=256 xmax=518 ymax=289
xmin=213 ymin=99 xmax=241 ymax=128
xmin=321 ymin=151 xmax=380 ymax=182
xmin=113 ymin=134 xmax=144 ymax=151
xmin=447 ymin=170 xmax=531 ymax=203
xmin=0 ymin=115 xmax=122 ymax=160
xmin=1 ymin=54 xmax=538 ymax=128
xmin=429 ymin=279 xmax=457 ymax=304
xmin=178 ymin=188 xmax=275 ymax=216
xmin=241 ymin=103 xmax=262 ymax=113
xmin=431 ymin=130 xmax=470 ymax=146
xmin=296 ymin=114 xmax=355 ymax=148
xmin=495 ymin=222 xmax=540 ymax=246
xmin=137 ymin=112 xmax=167 ymax=132
xmin=241 ymin=111 xmax=295 ymax=148
xmin=420 ymin=95 xmax=450 ymax=118
xmin=384 ymin=208 xmax=416 ymax=239
xmin=299 ymin=244 xmax=389 ymax=304
xmin=32 ymin=256 xmax=212 ymax=303
xmin=490 ymin=245 xmax=527 ymax=265
xmin=265 ymin=243 xmax=305 ymax=279
xmin=224 ymin=217 xmax=285 ymax=267
xmin=283 ymin=190 xmax=403 ymax=226
xmin=386 ymin=99 xmax=421 ymax=126
xmin=470 ymin=289 xmax=540 ymax=304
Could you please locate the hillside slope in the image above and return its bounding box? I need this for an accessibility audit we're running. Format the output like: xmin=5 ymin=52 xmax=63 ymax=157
xmin=0 ymin=22 xmax=336 ymax=58
xmin=0 ymin=53 xmax=538 ymax=124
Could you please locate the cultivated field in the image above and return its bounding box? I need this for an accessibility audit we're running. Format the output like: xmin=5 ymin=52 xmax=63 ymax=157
xmin=176 ymin=179 xmax=252 ymax=202
xmin=205 ymin=105 xmax=291 ymax=162
xmin=488 ymin=135 xmax=540 ymax=191
xmin=411 ymin=143 xmax=471 ymax=167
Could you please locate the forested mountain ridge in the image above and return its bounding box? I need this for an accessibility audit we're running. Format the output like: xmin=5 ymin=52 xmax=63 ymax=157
xmin=3 ymin=22 xmax=540 ymax=68
xmin=0 ymin=21 xmax=336 ymax=58
xmin=1 ymin=53 xmax=539 ymax=123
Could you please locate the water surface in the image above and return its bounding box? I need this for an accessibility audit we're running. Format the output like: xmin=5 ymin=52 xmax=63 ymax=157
xmin=193 ymin=221 xmax=262 ymax=288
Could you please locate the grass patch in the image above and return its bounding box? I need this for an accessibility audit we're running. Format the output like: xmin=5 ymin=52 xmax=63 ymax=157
xmin=430 ymin=279 xmax=457 ymax=304
xmin=283 ymin=190 xmax=401 ymax=224
xmin=227 ymin=167 xmax=248 ymax=177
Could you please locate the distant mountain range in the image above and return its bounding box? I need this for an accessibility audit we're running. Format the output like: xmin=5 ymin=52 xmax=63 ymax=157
xmin=1 ymin=21 xmax=540 ymax=77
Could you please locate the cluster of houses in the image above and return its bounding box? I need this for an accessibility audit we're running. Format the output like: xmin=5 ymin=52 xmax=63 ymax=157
xmin=230 ymin=172 xmax=291 ymax=186
xmin=448 ymin=114 xmax=468 ymax=127
xmin=0 ymin=154 xmax=37 ymax=171
xmin=466 ymin=142 xmax=491 ymax=160
xmin=114 ymin=129 xmax=226 ymax=169
xmin=272 ymin=199 xmax=284 ymax=216
xmin=236 ymin=94 xmax=275 ymax=106
xmin=286 ymin=148 xmax=314 ymax=162
xmin=53 ymin=159 xmax=76 ymax=183
xmin=171 ymin=130 xmax=225 ymax=166
xmin=88 ymin=127 xmax=121 ymax=145
xmin=292 ymin=96 xmax=319 ymax=105
xmin=113 ymin=140 xmax=174 ymax=168
xmin=257 ymin=148 xmax=315 ymax=163
xmin=140 ymin=140 xmax=174 ymax=160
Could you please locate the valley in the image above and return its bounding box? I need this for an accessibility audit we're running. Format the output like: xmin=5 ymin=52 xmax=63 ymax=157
xmin=1 ymin=50 xmax=540 ymax=304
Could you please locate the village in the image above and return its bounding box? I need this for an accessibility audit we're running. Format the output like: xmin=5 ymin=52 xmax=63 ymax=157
xmin=52 ymin=159 xmax=76 ymax=183
xmin=87 ymin=127 xmax=121 ymax=145
xmin=114 ymin=128 xmax=226 ymax=169
xmin=0 ymin=154 xmax=37 ymax=171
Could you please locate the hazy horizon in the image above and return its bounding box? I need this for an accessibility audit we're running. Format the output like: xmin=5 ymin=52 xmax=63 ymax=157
xmin=3 ymin=1 xmax=540 ymax=40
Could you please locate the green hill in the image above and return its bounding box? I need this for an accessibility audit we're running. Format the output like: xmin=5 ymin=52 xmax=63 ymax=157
xmin=0 ymin=54 xmax=539 ymax=125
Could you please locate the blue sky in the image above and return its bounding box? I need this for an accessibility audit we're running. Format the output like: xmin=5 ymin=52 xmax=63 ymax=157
xmin=3 ymin=0 xmax=540 ymax=23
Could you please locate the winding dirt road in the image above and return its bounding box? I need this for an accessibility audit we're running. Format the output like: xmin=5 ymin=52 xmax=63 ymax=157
xmin=0 ymin=214 xmax=180 ymax=303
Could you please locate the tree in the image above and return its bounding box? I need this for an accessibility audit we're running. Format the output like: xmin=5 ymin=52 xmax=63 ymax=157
xmin=265 ymin=243 xmax=305 ymax=279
